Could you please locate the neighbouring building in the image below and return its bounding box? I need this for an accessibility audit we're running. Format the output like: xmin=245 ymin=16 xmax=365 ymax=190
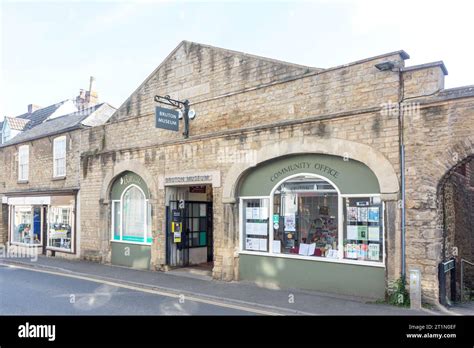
xmin=0 ymin=79 xmax=116 ymax=257
xmin=1 ymin=42 xmax=473 ymax=305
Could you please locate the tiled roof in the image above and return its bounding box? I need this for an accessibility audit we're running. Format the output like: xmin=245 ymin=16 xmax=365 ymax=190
xmin=4 ymin=116 xmax=30 ymax=131
xmin=16 ymin=100 xmax=68 ymax=130
xmin=1 ymin=103 xmax=114 ymax=147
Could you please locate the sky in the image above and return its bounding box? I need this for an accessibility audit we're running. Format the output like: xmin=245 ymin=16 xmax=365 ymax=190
xmin=0 ymin=0 xmax=473 ymax=119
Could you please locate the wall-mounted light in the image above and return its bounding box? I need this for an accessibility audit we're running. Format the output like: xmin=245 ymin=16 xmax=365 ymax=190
xmin=375 ymin=61 xmax=396 ymax=71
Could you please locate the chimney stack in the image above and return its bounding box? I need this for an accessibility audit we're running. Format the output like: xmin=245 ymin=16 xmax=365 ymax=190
xmin=75 ymin=76 xmax=99 ymax=109
xmin=27 ymin=104 xmax=41 ymax=113
xmin=85 ymin=76 xmax=98 ymax=106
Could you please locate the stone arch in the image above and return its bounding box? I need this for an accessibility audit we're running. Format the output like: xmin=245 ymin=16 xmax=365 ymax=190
xmin=222 ymin=137 xmax=400 ymax=202
xmin=100 ymin=159 xmax=158 ymax=203
xmin=434 ymin=137 xmax=474 ymax=303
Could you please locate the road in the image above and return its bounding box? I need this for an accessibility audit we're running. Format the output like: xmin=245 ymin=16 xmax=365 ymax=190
xmin=0 ymin=265 xmax=256 ymax=315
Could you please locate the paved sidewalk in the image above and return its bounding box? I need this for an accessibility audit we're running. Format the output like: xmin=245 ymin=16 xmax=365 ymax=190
xmin=0 ymin=256 xmax=436 ymax=315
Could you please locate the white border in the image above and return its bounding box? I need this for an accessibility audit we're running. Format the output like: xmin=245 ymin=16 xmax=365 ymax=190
xmin=238 ymin=173 xmax=385 ymax=268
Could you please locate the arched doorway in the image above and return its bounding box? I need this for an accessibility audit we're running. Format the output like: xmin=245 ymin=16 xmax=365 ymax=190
xmin=439 ymin=155 xmax=474 ymax=304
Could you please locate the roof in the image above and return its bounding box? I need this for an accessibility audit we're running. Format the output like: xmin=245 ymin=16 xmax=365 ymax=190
xmin=3 ymin=116 xmax=30 ymax=131
xmin=16 ymin=100 xmax=69 ymax=130
xmin=0 ymin=103 xmax=114 ymax=147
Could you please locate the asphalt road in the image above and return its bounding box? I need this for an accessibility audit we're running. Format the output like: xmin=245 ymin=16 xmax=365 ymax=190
xmin=0 ymin=265 xmax=255 ymax=315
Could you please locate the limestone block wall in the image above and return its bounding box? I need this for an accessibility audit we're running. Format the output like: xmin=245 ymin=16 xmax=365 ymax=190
xmin=404 ymin=95 xmax=474 ymax=302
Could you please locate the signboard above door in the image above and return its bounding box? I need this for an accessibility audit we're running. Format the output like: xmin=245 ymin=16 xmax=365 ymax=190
xmin=155 ymin=106 xmax=180 ymax=131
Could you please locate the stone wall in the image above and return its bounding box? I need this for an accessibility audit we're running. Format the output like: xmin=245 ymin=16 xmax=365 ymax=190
xmin=0 ymin=130 xmax=82 ymax=194
xmin=404 ymin=95 xmax=474 ymax=302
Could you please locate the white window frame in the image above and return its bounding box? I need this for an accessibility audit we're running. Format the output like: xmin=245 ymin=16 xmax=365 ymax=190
xmin=18 ymin=145 xmax=29 ymax=181
xmin=46 ymin=205 xmax=74 ymax=252
xmin=238 ymin=173 xmax=385 ymax=268
xmin=53 ymin=136 xmax=67 ymax=178
xmin=110 ymin=184 xmax=151 ymax=245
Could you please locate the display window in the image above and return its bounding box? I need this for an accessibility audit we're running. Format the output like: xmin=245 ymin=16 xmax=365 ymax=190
xmin=112 ymin=184 xmax=152 ymax=244
xmin=48 ymin=206 xmax=73 ymax=251
xmin=343 ymin=197 xmax=383 ymax=262
xmin=240 ymin=173 xmax=384 ymax=266
xmin=272 ymin=176 xmax=339 ymax=258
xmin=11 ymin=206 xmax=40 ymax=245
xmin=242 ymin=198 xmax=269 ymax=252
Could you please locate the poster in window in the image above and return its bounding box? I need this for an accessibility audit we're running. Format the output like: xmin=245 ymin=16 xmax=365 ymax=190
xmin=347 ymin=207 xmax=358 ymax=222
xmin=357 ymin=207 xmax=368 ymax=222
xmin=357 ymin=225 xmax=368 ymax=240
xmin=345 ymin=243 xmax=358 ymax=259
xmin=347 ymin=225 xmax=358 ymax=240
xmin=368 ymin=243 xmax=380 ymax=261
xmin=284 ymin=214 xmax=296 ymax=232
xmin=358 ymin=244 xmax=368 ymax=260
xmin=259 ymin=238 xmax=267 ymax=252
xmin=368 ymin=207 xmax=380 ymax=223
xmin=368 ymin=226 xmax=380 ymax=241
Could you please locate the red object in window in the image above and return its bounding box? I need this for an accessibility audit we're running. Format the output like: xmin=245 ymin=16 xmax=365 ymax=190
xmin=314 ymin=249 xmax=322 ymax=257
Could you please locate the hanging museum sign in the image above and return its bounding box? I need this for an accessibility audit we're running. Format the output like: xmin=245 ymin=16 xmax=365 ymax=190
xmin=155 ymin=106 xmax=180 ymax=131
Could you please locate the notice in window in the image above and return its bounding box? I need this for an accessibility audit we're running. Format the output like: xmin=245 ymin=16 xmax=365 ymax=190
xmin=347 ymin=225 xmax=358 ymax=240
xmin=357 ymin=207 xmax=368 ymax=222
xmin=284 ymin=214 xmax=296 ymax=232
xmin=357 ymin=226 xmax=368 ymax=240
xmin=368 ymin=207 xmax=379 ymax=222
xmin=347 ymin=207 xmax=358 ymax=222
xmin=368 ymin=243 xmax=380 ymax=261
xmin=245 ymin=238 xmax=260 ymax=251
xmin=368 ymin=226 xmax=380 ymax=241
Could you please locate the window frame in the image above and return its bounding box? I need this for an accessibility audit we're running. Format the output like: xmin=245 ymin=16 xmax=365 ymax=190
xmin=239 ymin=173 xmax=385 ymax=268
xmin=46 ymin=204 xmax=74 ymax=252
xmin=110 ymin=184 xmax=151 ymax=245
xmin=18 ymin=145 xmax=29 ymax=181
xmin=53 ymin=136 xmax=67 ymax=178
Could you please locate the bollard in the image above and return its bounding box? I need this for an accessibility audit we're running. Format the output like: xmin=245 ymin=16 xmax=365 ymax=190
xmin=409 ymin=268 xmax=422 ymax=310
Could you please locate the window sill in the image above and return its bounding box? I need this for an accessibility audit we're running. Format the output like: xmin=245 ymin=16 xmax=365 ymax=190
xmin=17 ymin=180 xmax=28 ymax=184
xmin=110 ymin=240 xmax=152 ymax=246
xmin=238 ymin=250 xmax=385 ymax=268
xmin=47 ymin=247 xmax=74 ymax=254
xmin=52 ymin=176 xmax=66 ymax=181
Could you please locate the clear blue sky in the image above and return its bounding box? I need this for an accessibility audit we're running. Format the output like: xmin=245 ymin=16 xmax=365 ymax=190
xmin=1 ymin=0 xmax=473 ymax=118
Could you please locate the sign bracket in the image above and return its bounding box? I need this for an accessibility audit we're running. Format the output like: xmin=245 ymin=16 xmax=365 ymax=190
xmin=154 ymin=95 xmax=190 ymax=138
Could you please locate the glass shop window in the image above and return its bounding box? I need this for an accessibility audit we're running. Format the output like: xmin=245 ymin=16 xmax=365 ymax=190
xmin=272 ymin=176 xmax=339 ymax=258
xmin=242 ymin=198 xmax=269 ymax=252
xmin=12 ymin=206 xmax=41 ymax=245
xmin=48 ymin=206 xmax=73 ymax=251
xmin=343 ymin=197 xmax=383 ymax=263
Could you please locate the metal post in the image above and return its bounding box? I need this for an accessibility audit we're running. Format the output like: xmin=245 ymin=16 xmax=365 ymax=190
xmin=438 ymin=262 xmax=446 ymax=306
xmin=461 ymin=259 xmax=464 ymax=302
xmin=409 ymin=268 xmax=422 ymax=310
xmin=450 ymin=258 xmax=456 ymax=302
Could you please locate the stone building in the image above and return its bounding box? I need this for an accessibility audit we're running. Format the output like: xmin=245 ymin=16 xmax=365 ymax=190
xmin=2 ymin=41 xmax=473 ymax=304
xmin=0 ymin=102 xmax=116 ymax=256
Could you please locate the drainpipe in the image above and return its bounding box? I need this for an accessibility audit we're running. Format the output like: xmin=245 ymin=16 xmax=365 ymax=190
xmin=397 ymin=67 xmax=406 ymax=281
xmin=376 ymin=60 xmax=407 ymax=282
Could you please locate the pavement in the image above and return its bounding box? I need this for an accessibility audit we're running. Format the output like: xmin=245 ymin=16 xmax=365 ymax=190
xmin=0 ymin=255 xmax=461 ymax=316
